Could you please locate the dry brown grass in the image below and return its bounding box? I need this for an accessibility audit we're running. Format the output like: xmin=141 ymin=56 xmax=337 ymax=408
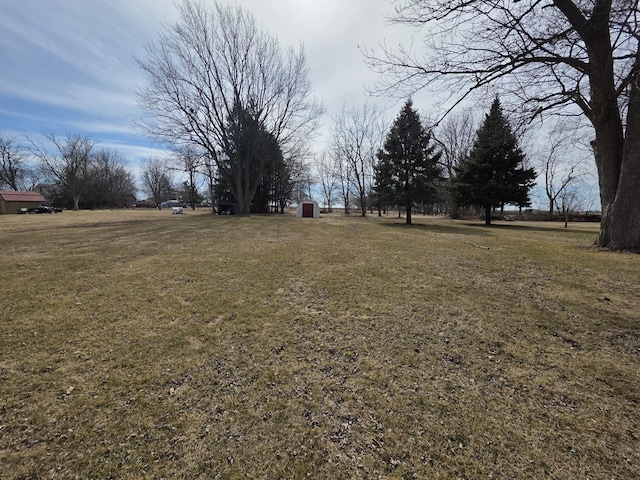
xmin=1 ymin=209 xmax=639 ymax=479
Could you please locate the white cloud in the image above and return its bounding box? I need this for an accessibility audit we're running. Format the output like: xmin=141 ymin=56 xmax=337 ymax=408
xmin=0 ymin=0 xmax=177 ymax=119
xmin=0 ymin=0 xmax=418 ymax=160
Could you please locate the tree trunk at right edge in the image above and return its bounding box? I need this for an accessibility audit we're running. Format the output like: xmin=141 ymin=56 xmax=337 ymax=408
xmin=597 ymin=74 xmax=640 ymax=251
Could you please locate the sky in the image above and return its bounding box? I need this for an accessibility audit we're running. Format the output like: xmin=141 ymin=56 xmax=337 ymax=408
xmin=0 ymin=0 xmax=417 ymax=171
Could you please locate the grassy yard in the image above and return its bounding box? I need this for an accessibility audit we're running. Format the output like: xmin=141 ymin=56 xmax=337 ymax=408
xmin=1 ymin=209 xmax=638 ymax=479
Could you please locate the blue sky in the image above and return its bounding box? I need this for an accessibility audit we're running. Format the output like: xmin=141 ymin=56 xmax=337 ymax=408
xmin=0 ymin=0 xmax=177 ymax=163
xmin=0 ymin=0 xmax=412 ymax=174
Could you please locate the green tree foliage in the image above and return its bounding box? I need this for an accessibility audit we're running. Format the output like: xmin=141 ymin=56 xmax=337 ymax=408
xmin=371 ymin=153 xmax=395 ymax=215
xmin=374 ymin=99 xmax=442 ymax=224
xmin=252 ymin=155 xmax=293 ymax=214
xmin=217 ymin=101 xmax=285 ymax=214
xmin=453 ymin=98 xmax=536 ymax=225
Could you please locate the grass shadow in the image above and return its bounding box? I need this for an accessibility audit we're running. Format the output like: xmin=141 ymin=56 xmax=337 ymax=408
xmin=379 ymin=218 xmax=599 ymax=239
xmin=480 ymin=221 xmax=600 ymax=237
xmin=379 ymin=220 xmax=493 ymax=236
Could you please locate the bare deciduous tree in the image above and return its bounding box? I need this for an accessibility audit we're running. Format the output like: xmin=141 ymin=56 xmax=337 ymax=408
xmin=433 ymin=108 xmax=476 ymax=218
xmin=173 ymin=146 xmax=202 ymax=210
xmin=88 ymin=149 xmax=137 ymax=209
xmin=140 ymin=156 xmax=174 ymax=209
xmin=315 ymin=151 xmax=338 ymax=213
xmin=0 ymin=133 xmax=35 ymax=191
xmin=290 ymin=159 xmax=315 ymax=206
xmin=28 ymin=133 xmax=95 ymax=210
xmin=535 ymin=119 xmax=591 ymax=219
xmin=365 ymin=0 xmax=640 ymax=250
xmin=276 ymin=156 xmax=309 ymax=213
xmin=335 ymin=149 xmax=355 ymax=216
xmin=199 ymin=152 xmax=217 ymax=213
xmin=560 ymin=185 xmax=583 ymax=228
xmin=136 ymin=0 xmax=323 ymax=215
xmin=331 ymin=103 xmax=386 ymax=216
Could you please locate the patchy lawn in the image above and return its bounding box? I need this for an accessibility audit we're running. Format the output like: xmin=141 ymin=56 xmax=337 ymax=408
xmin=1 ymin=209 xmax=638 ymax=479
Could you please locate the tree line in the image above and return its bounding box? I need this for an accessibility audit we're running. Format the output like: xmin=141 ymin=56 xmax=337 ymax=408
xmin=0 ymin=132 xmax=137 ymax=210
xmin=0 ymin=128 xmax=316 ymax=212
xmin=0 ymin=96 xmax=562 ymax=221
xmin=316 ymin=97 xmax=538 ymax=226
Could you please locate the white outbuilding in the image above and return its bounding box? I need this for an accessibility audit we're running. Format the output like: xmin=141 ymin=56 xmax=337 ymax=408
xmin=296 ymin=200 xmax=320 ymax=218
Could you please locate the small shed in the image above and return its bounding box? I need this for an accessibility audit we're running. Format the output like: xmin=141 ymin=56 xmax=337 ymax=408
xmin=0 ymin=191 xmax=47 ymax=214
xmin=296 ymin=200 xmax=320 ymax=218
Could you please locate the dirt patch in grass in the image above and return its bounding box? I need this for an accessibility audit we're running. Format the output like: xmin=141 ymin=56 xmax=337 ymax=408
xmin=1 ymin=210 xmax=639 ymax=478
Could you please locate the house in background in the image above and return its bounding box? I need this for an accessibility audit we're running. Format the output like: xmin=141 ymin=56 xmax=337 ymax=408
xmin=296 ymin=200 xmax=320 ymax=218
xmin=0 ymin=191 xmax=47 ymax=214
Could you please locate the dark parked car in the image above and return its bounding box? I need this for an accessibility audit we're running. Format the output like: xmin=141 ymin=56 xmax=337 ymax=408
xmin=27 ymin=205 xmax=62 ymax=214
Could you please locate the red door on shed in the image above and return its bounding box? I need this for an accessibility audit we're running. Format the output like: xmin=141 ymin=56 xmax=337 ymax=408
xmin=302 ymin=203 xmax=314 ymax=217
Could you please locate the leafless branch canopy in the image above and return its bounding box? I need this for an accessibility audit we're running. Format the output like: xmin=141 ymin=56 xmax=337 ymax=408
xmin=27 ymin=133 xmax=97 ymax=210
xmin=0 ymin=133 xmax=29 ymax=191
xmin=136 ymin=0 xmax=324 ymax=161
xmin=364 ymin=0 xmax=638 ymax=122
xmin=330 ymin=104 xmax=387 ymax=216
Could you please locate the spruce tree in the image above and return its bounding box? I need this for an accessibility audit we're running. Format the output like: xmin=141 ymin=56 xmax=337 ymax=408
xmin=374 ymin=99 xmax=442 ymax=224
xmin=453 ymin=97 xmax=536 ymax=225
xmin=220 ymin=100 xmax=284 ymax=214
xmin=371 ymin=152 xmax=394 ymax=216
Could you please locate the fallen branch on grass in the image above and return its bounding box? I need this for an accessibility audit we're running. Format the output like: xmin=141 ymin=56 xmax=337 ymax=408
xmin=468 ymin=242 xmax=490 ymax=250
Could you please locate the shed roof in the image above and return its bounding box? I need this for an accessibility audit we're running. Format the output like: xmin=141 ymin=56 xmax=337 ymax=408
xmin=0 ymin=191 xmax=46 ymax=202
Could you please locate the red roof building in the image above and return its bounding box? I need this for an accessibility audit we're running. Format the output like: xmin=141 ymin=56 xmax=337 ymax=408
xmin=0 ymin=191 xmax=47 ymax=214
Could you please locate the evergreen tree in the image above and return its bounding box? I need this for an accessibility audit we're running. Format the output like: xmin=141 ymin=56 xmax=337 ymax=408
xmin=371 ymin=154 xmax=394 ymax=216
xmin=219 ymin=100 xmax=284 ymax=214
xmin=374 ymin=99 xmax=442 ymax=224
xmin=453 ymin=98 xmax=536 ymax=225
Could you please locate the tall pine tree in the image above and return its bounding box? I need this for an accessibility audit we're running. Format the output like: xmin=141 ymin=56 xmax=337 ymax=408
xmin=374 ymin=99 xmax=442 ymax=224
xmin=219 ymin=100 xmax=284 ymax=214
xmin=453 ymin=98 xmax=536 ymax=225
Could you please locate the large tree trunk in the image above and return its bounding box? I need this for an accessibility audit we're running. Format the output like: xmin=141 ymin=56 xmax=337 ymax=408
xmin=597 ymin=71 xmax=640 ymax=250
xmin=484 ymin=205 xmax=491 ymax=226
xmin=592 ymin=114 xmax=624 ymax=240
xmin=360 ymin=195 xmax=367 ymax=217
xmin=584 ymin=11 xmax=637 ymax=250
xmin=231 ymin=174 xmax=247 ymax=215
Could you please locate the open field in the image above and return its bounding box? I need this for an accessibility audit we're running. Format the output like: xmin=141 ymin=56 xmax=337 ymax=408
xmin=1 ymin=209 xmax=639 ymax=479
